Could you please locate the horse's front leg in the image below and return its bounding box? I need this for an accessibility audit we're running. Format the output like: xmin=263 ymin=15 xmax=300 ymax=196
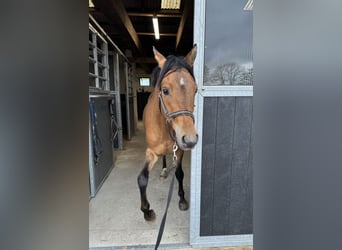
xmin=137 ymin=148 xmax=158 ymax=221
xmin=159 ymin=155 xmax=168 ymax=180
xmin=175 ymin=150 xmax=188 ymax=211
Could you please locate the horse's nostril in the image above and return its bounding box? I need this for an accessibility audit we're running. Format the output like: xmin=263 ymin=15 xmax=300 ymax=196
xmin=181 ymin=135 xmax=198 ymax=148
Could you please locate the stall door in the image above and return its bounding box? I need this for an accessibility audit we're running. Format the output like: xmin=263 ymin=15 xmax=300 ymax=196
xmin=190 ymin=0 xmax=253 ymax=247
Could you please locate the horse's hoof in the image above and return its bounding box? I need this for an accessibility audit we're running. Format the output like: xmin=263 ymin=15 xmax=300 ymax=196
xmin=179 ymin=199 xmax=189 ymax=211
xmin=159 ymin=168 xmax=168 ymax=180
xmin=144 ymin=209 xmax=156 ymax=221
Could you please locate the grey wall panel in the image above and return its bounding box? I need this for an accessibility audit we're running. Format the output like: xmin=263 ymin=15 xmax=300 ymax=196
xmin=212 ymin=97 xmax=235 ymax=235
xmin=227 ymin=97 xmax=253 ymax=235
xmin=202 ymin=97 xmax=217 ymax=144
xmin=200 ymin=97 xmax=217 ymax=235
xmin=200 ymin=96 xmax=253 ymax=236
xmin=200 ymin=143 xmax=215 ymax=235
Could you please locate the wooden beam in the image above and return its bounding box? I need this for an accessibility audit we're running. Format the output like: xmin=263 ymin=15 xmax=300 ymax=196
xmin=176 ymin=0 xmax=190 ymax=49
xmin=128 ymin=12 xmax=182 ymax=18
xmin=112 ymin=0 xmax=142 ymax=51
xmin=137 ymin=32 xmax=177 ymax=37
xmin=94 ymin=0 xmax=142 ymax=52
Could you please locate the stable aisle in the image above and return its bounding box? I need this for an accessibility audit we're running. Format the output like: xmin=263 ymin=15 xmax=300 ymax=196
xmin=89 ymin=122 xmax=191 ymax=248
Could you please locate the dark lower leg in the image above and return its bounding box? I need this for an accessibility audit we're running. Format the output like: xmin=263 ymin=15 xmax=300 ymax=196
xmin=137 ymin=164 xmax=155 ymax=221
xmin=175 ymin=161 xmax=188 ymax=210
xmin=160 ymin=155 xmax=168 ymax=179
xmin=162 ymin=155 xmax=167 ymax=169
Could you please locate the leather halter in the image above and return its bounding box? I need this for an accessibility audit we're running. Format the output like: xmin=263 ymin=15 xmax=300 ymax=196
xmin=158 ymin=91 xmax=194 ymax=142
xmin=158 ymin=92 xmax=195 ymax=123
xmin=156 ymin=68 xmax=195 ymax=142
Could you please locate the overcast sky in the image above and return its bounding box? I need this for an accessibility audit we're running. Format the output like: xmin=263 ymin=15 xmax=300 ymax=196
xmin=204 ymin=0 xmax=253 ymax=69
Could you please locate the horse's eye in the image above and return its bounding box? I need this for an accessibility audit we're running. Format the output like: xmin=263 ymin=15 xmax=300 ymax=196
xmin=162 ymin=88 xmax=169 ymax=96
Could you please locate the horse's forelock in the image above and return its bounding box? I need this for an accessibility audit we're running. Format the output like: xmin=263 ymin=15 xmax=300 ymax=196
xmin=152 ymin=55 xmax=195 ymax=89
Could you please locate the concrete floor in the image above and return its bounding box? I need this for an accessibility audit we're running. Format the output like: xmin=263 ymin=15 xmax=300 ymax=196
xmin=89 ymin=122 xmax=191 ymax=248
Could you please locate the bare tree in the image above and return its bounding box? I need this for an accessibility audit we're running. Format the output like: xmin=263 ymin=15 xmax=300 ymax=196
xmin=242 ymin=68 xmax=253 ymax=85
xmin=211 ymin=64 xmax=226 ymax=85
xmin=210 ymin=63 xmax=244 ymax=85
xmin=225 ymin=63 xmax=244 ymax=85
xmin=203 ymin=64 xmax=210 ymax=84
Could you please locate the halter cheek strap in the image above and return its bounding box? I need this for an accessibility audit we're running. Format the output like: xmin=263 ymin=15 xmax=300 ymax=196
xmin=158 ymin=92 xmax=195 ymax=123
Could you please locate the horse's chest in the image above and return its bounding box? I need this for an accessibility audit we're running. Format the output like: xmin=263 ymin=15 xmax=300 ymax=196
xmin=150 ymin=140 xmax=174 ymax=156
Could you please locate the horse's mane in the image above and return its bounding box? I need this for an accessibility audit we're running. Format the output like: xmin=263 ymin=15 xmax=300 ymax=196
xmin=151 ymin=55 xmax=195 ymax=89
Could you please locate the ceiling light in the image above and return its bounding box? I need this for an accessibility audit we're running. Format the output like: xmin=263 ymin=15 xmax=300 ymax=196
xmin=161 ymin=0 xmax=181 ymax=10
xmin=152 ymin=16 xmax=160 ymax=40
xmin=244 ymin=0 xmax=253 ymax=11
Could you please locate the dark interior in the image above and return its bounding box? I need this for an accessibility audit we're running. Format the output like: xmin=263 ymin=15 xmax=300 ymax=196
xmin=90 ymin=0 xmax=194 ymax=73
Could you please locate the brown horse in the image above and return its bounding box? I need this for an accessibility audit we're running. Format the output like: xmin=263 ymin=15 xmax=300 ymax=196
xmin=137 ymin=45 xmax=198 ymax=221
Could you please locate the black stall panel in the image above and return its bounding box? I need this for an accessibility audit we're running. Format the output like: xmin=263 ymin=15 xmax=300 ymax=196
xmin=89 ymin=96 xmax=114 ymax=197
xmin=200 ymin=96 xmax=253 ymax=236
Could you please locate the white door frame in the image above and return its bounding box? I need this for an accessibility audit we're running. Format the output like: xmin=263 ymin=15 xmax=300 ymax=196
xmin=190 ymin=0 xmax=253 ymax=246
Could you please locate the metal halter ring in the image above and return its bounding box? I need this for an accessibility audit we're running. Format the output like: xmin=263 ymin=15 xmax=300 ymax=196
xmin=172 ymin=143 xmax=178 ymax=162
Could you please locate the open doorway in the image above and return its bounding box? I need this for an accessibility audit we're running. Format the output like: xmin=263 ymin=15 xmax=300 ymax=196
xmin=89 ymin=0 xmax=195 ymax=248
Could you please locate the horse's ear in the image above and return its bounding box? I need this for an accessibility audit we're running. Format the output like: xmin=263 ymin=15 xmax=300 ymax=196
xmin=184 ymin=44 xmax=197 ymax=67
xmin=153 ymin=46 xmax=166 ymax=69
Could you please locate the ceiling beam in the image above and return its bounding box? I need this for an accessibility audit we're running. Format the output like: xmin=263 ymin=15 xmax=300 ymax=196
xmin=111 ymin=0 xmax=142 ymax=51
xmin=94 ymin=0 xmax=142 ymax=52
xmin=175 ymin=0 xmax=190 ymax=49
xmin=137 ymin=32 xmax=176 ymax=37
xmin=128 ymin=12 xmax=182 ymax=18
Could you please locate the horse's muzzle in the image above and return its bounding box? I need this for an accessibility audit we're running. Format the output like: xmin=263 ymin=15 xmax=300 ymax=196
xmin=180 ymin=134 xmax=198 ymax=150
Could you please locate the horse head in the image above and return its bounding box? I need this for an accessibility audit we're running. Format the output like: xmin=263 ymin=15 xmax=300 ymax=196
xmin=153 ymin=45 xmax=198 ymax=151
